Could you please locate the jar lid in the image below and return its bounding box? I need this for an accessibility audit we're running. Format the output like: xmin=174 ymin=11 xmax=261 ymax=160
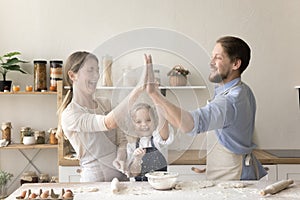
xmin=22 ymin=171 xmax=37 ymax=176
xmin=33 ymin=60 xmax=47 ymax=64
xmin=20 ymin=127 xmax=31 ymax=131
xmin=1 ymin=122 xmax=12 ymax=129
xmin=50 ymin=60 xmax=63 ymax=64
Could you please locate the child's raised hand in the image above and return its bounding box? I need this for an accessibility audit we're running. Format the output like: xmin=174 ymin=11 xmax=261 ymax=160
xmin=144 ymin=54 xmax=157 ymax=94
xmin=133 ymin=147 xmax=146 ymax=158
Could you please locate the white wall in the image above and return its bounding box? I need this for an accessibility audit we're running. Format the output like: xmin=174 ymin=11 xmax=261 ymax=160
xmin=1 ymin=0 xmax=300 ymax=193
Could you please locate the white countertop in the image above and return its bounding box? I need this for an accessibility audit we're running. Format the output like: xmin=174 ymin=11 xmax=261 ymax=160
xmin=6 ymin=180 xmax=300 ymax=200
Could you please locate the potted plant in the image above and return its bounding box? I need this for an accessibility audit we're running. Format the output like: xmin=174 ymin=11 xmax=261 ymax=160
xmin=0 ymin=170 xmax=13 ymax=198
xmin=167 ymin=65 xmax=190 ymax=86
xmin=0 ymin=51 xmax=28 ymax=91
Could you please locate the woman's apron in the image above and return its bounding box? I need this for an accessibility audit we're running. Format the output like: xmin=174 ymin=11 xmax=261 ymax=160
xmin=135 ymin=136 xmax=168 ymax=181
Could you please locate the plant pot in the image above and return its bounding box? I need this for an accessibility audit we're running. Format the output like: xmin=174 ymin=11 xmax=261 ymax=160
xmin=169 ymin=75 xmax=187 ymax=86
xmin=0 ymin=80 xmax=12 ymax=92
xmin=0 ymin=184 xmax=7 ymax=198
xmin=23 ymin=136 xmax=35 ymax=145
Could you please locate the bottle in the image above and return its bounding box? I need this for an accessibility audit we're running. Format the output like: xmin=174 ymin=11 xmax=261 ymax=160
xmin=1 ymin=122 xmax=12 ymax=144
xmin=50 ymin=60 xmax=63 ymax=91
xmin=34 ymin=60 xmax=47 ymax=91
xmin=101 ymin=55 xmax=113 ymax=86
xmin=154 ymin=69 xmax=161 ymax=85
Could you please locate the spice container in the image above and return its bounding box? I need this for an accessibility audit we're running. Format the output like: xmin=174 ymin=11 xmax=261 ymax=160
xmin=20 ymin=171 xmax=39 ymax=185
xmin=34 ymin=60 xmax=47 ymax=91
xmin=20 ymin=127 xmax=32 ymax=143
xmin=50 ymin=60 xmax=63 ymax=91
xmin=39 ymin=173 xmax=49 ymax=183
xmin=34 ymin=130 xmax=45 ymax=144
xmin=49 ymin=128 xmax=58 ymax=145
xmin=1 ymin=122 xmax=12 ymax=144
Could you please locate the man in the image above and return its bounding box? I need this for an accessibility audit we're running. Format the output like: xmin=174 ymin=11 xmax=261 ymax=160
xmin=144 ymin=36 xmax=267 ymax=180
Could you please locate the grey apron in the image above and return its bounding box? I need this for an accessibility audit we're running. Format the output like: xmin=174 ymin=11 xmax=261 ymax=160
xmin=135 ymin=136 xmax=168 ymax=181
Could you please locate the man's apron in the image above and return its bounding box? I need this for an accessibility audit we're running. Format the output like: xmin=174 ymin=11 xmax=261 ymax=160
xmin=205 ymin=81 xmax=266 ymax=180
xmin=206 ymin=81 xmax=243 ymax=180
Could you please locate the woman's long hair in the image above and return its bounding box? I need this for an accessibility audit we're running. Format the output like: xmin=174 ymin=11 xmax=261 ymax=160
xmin=56 ymin=51 xmax=98 ymax=138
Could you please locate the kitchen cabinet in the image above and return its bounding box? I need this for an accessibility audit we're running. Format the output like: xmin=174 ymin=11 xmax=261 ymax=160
xmin=277 ymin=164 xmax=300 ymax=180
xmin=261 ymin=165 xmax=277 ymax=181
xmin=58 ymin=166 xmax=81 ymax=183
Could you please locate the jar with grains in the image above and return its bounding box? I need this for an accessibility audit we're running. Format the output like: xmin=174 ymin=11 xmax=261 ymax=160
xmin=20 ymin=171 xmax=39 ymax=185
xmin=1 ymin=122 xmax=12 ymax=144
xmin=49 ymin=60 xmax=63 ymax=91
xmin=39 ymin=173 xmax=49 ymax=183
xmin=34 ymin=60 xmax=47 ymax=91
xmin=20 ymin=127 xmax=32 ymax=143
xmin=34 ymin=130 xmax=45 ymax=144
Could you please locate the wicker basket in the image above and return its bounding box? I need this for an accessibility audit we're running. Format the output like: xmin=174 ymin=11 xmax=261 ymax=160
xmin=169 ymin=75 xmax=187 ymax=86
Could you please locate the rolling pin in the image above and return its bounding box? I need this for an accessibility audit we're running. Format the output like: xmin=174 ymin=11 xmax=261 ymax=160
xmin=260 ymin=179 xmax=294 ymax=196
xmin=111 ymin=177 xmax=120 ymax=194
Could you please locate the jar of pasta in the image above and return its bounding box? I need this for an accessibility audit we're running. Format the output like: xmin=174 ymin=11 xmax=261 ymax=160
xmin=34 ymin=60 xmax=47 ymax=91
xmin=49 ymin=60 xmax=63 ymax=91
xmin=1 ymin=122 xmax=12 ymax=144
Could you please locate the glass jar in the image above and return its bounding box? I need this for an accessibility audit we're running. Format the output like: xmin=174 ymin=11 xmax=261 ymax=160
xmin=50 ymin=60 xmax=63 ymax=91
xmin=34 ymin=60 xmax=47 ymax=91
xmin=20 ymin=171 xmax=39 ymax=185
xmin=20 ymin=127 xmax=32 ymax=143
xmin=49 ymin=128 xmax=58 ymax=145
xmin=1 ymin=122 xmax=12 ymax=144
xmin=39 ymin=173 xmax=49 ymax=183
xmin=154 ymin=69 xmax=161 ymax=85
xmin=34 ymin=130 xmax=45 ymax=144
xmin=122 ymin=67 xmax=136 ymax=86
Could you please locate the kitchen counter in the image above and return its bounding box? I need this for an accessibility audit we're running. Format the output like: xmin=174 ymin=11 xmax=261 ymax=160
xmin=6 ymin=180 xmax=300 ymax=200
xmin=168 ymin=149 xmax=300 ymax=165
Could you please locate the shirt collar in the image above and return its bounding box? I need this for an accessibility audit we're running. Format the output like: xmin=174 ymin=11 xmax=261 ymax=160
xmin=214 ymin=78 xmax=241 ymax=96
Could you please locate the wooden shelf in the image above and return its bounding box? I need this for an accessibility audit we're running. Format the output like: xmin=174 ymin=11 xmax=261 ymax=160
xmin=96 ymin=85 xmax=207 ymax=90
xmin=1 ymin=143 xmax=58 ymax=149
xmin=0 ymin=91 xmax=57 ymax=95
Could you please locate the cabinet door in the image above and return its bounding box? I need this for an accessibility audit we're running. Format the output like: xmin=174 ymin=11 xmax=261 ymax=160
xmin=277 ymin=164 xmax=300 ymax=180
xmin=59 ymin=166 xmax=81 ymax=182
xmin=260 ymin=165 xmax=277 ymax=181
xmin=168 ymin=165 xmax=206 ymax=181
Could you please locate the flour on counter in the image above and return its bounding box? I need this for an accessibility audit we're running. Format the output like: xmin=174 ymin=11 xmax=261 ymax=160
xmin=174 ymin=181 xmax=215 ymax=190
xmin=217 ymin=181 xmax=248 ymax=189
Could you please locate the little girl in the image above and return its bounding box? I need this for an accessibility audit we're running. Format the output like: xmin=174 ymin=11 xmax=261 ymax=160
xmin=125 ymin=102 xmax=174 ymax=181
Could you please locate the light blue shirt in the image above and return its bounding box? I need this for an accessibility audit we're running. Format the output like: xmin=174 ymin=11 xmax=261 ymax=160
xmin=188 ymin=78 xmax=267 ymax=179
xmin=188 ymin=77 xmax=256 ymax=154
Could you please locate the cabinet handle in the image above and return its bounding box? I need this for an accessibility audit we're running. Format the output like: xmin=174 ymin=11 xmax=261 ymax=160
xmin=76 ymin=169 xmax=82 ymax=174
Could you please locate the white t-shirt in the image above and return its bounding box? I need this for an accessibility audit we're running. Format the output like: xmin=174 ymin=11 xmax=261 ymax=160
xmin=61 ymin=97 xmax=127 ymax=182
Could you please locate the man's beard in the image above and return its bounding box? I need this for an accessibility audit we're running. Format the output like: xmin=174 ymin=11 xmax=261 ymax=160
xmin=209 ymin=72 xmax=228 ymax=83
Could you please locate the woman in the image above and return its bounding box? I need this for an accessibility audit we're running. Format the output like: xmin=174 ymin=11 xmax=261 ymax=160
xmin=57 ymin=51 xmax=142 ymax=182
